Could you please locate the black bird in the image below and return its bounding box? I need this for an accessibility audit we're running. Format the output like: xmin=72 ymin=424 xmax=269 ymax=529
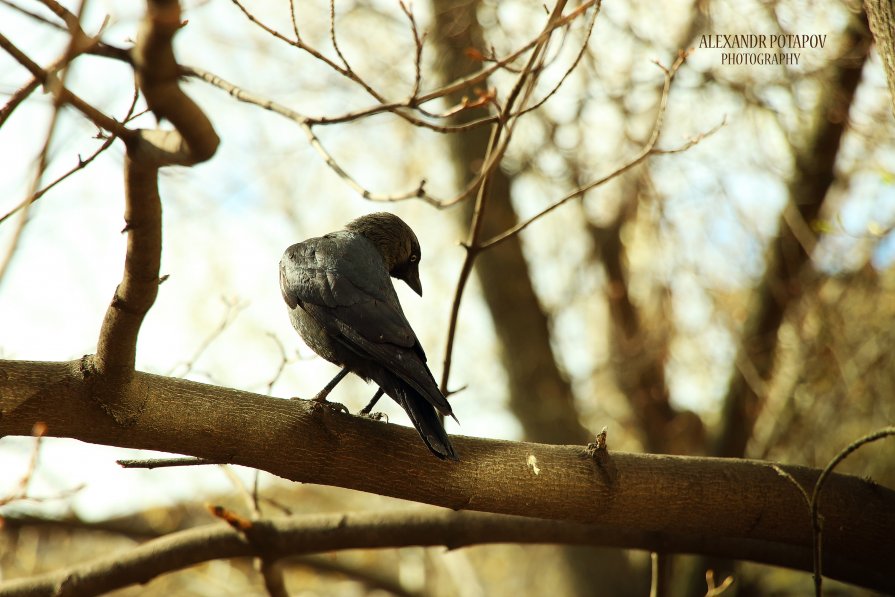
xmin=279 ymin=212 xmax=458 ymax=460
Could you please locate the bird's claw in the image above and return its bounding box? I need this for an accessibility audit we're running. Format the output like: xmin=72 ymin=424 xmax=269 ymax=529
xmin=312 ymin=396 xmax=350 ymax=414
xmin=360 ymin=411 xmax=388 ymax=422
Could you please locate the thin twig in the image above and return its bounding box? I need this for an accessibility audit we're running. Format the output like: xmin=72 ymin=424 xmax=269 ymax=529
xmin=0 ymin=422 xmax=47 ymax=507
xmin=0 ymin=0 xmax=95 ymax=125
xmin=35 ymin=0 xmax=83 ymax=30
xmin=0 ymin=0 xmax=66 ymax=30
xmin=0 ymin=34 xmax=133 ymax=138
xmin=328 ymin=0 xmax=350 ymax=70
xmin=0 ymin=78 xmax=41 ymax=128
xmin=397 ymin=0 xmax=424 ymax=100
xmin=478 ymin=55 xmax=724 ymax=251
xmin=263 ymin=333 xmax=292 ymax=394
xmin=770 ymin=464 xmax=811 ymax=507
xmin=252 ymin=471 xmax=262 ymax=514
xmin=440 ymin=1 xmax=569 ymax=392
xmin=704 ymin=570 xmax=734 ymax=596
xmin=217 ymin=455 xmax=285 ymax=596
xmin=516 ymin=0 xmax=601 ymax=119
xmin=117 ymin=457 xmax=224 ymax=469
xmin=0 ymin=0 xmax=103 ymax=284
xmin=809 ymin=427 xmax=895 ymax=596
xmin=188 ymin=1 xmax=597 ymax=209
xmin=184 ymin=65 xmax=444 ymax=205
xmin=0 ymin=82 xmax=140 ymax=227
xmin=287 ymin=0 xmax=301 ymax=41
xmin=0 ymin=136 xmax=115 ymax=227
xmin=230 ymin=0 xmax=382 ymax=101
xmin=412 ymin=0 xmax=598 ymax=108
xmin=227 ymin=0 xmax=596 ymax=134
xmin=219 ymin=465 xmax=258 ymax=516
xmin=165 ymin=297 xmax=248 ymax=377
xmin=259 ymin=559 xmax=289 ymax=597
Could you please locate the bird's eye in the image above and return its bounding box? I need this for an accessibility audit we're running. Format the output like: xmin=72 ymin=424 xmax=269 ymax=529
xmin=410 ymin=254 xmax=419 ymax=263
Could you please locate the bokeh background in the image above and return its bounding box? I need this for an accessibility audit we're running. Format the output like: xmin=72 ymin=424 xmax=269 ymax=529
xmin=1 ymin=0 xmax=894 ymax=594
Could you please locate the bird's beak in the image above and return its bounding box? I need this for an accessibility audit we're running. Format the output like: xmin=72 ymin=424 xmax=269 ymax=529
xmin=405 ymin=267 xmax=423 ymax=296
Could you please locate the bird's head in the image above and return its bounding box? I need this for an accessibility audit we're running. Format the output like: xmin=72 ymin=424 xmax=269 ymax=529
xmin=346 ymin=212 xmax=423 ymax=296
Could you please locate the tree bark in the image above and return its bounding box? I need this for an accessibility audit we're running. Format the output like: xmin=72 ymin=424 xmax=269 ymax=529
xmin=1 ymin=507 xmax=892 ymax=596
xmin=864 ymin=0 xmax=895 ymax=116
xmin=1 ymin=359 xmax=893 ymax=593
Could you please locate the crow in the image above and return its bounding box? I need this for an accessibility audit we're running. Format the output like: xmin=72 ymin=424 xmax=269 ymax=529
xmin=279 ymin=212 xmax=458 ymax=460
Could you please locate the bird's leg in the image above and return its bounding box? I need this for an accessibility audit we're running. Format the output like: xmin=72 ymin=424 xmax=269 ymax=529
xmin=359 ymin=387 xmax=387 ymax=421
xmin=313 ymin=368 xmax=349 ymax=402
xmin=308 ymin=368 xmax=350 ymax=413
xmin=359 ymin=387 xmax=384 ymax=414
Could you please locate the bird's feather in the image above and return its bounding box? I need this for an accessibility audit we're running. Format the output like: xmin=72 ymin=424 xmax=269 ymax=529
xmin=280 ymin=232 xmax=453 ymax=417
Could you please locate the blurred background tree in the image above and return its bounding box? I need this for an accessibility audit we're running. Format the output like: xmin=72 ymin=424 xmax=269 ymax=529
xmin=1 ymin=0 xmax=893 ymax=594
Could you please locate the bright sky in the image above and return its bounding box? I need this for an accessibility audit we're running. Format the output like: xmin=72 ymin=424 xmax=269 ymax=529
xmin=0 ymin=0 xmax=516 ymax=520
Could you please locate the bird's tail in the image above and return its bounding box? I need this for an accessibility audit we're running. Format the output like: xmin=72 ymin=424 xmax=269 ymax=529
xmin=382 ymin=374 xmax=458 ymax=460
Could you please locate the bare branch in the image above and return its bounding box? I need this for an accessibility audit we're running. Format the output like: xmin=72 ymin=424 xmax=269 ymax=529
xmin=0 ymin=26 xmax=133 ymax=127
xmin=116 ymin=457 xmax=222 ymax=468
xmin=263 ymin=333 xmax=292 ymax=395
xmin=223 ymin=0 xmax=597 ymax=134
xmin=180 ymin=1 xmax=597 ymax=210
xmin=514 ymin=0 xmax=601 ymax=119
xmin=0 ymin=422 xmax=46 ymax=507
xmin=0 ymin=76 xmax=40 ymax=128
xmin=0 ymin=503 xmax=891 ymax=595
xmin=165 ymin=297 xmax=248 ymax=378
xmin=809 ymin=427 xmax=895 ymax=595
xmin=290 ymin=555 xmax=421 ymax=597
xmin=92 ymin=0 xmax=220 ymax=388
xmin=258 ymin=559 xmax=289 ymax=597
xmin=0 ymin=34 xmax=132 ymax=138
xmin=397 ymin=0 xmax=424 ymax=99
xmin=90 ymin=154 xmax=163 ymax=383
xmin=477 ymin=55 xmax=725 ymax=252
xmin=35 ymin=0 xmax=84 ymax=31
xmin=229 ymin=0 xmax=382 ymax=101
xmin=287 ymin=0 xmax=301 ymax=41
xmin=704 ymin=571 xmax=735 ymax=597
xmin=0 ymin=0 xmax=106 ymax=284
xmin=0 ymin=82 xmax=140 ymax=227
xmin=0 ymin=137 xmax=114 ymax=227
xmin=129 ymin=0 xmax=219 ymax=165
xmin=441 ymin=0 xmax=581 ymax=391
xmin=327 ymin=0 xmax=350 ymax=71
xmin=0 ymin=0 xmax=67 ymax=30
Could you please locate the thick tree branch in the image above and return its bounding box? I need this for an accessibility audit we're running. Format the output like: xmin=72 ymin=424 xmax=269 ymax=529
xmin=0 ymin=359 xmax=893 ymax=593
xmin=712 ymin=16 xmax=871 ymax=458
xmin=90 ymin=0 xmax=219 ymax=390
xmin=130 ymin=0 xmax=219 ymax=165
xmin=91 ymin=158 xmax=162 ymax=383
xmin=0 ymin=507 xmax=891 ymax=596
xmin=0 ymin=511 xmax=422 ymax=597
xmin=864 ymin=0 xmax=895 ymax=116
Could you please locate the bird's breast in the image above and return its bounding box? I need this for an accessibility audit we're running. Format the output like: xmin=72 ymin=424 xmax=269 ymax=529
xmin=289 ymin=306 xmax=343 ymax=366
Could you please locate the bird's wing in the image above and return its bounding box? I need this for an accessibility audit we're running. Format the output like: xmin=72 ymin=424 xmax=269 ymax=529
xmin=280 ymin=233 xmax=452 ymax=415
xmin=280 ymin=233 xmax=419 ymax=350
